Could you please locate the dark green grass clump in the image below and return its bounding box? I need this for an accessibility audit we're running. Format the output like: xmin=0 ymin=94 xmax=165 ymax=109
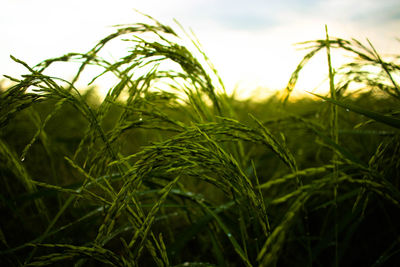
xmin=1 ymin=14 xmax=399 ymax=266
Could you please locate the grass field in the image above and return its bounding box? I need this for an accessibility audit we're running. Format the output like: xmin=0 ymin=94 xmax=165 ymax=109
xmin=1 ymin=14 xmax=400 ymax=266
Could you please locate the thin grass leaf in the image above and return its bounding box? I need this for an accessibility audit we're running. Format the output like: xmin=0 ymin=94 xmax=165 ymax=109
xmin=0 ymin=139 xmax=49 ymax=220
xmin=309 ymin=92 xmax=400 ymax=129
xmin=198 ymin=201 xmax=252 ymax=267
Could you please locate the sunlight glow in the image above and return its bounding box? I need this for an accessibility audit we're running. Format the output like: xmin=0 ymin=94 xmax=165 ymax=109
xmin=1 ymin=0 xmax=399 ymax=100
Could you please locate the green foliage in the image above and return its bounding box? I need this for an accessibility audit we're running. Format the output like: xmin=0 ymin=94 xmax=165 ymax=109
xmin=1 ymin=14 xmax=400 ymax=266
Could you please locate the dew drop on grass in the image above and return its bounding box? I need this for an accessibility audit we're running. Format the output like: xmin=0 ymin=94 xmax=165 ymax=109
xmin=346 ymin=109 xmax=350 ymax=112
xmin=227 ymin=233 xmax=232 ymax=237
xmin=20 ymin=156 xmax=25 ymax=162
xmin=139 ymin=117 xmax=143 ymax=121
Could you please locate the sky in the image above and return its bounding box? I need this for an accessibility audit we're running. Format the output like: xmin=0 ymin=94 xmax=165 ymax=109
xmin=1 ymin=0 xmax=399 ymax=99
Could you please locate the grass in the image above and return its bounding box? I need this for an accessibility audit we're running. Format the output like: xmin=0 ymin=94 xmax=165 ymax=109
xmin=1 ymin=13 xmax=400 ymax=266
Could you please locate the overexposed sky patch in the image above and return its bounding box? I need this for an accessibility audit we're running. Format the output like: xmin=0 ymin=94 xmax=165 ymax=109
xmin=1 ymin=0 xmax=399 ymax=99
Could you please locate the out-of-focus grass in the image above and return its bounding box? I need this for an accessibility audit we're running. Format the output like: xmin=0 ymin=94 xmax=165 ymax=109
xmin=0 ymin=14 xmax=399 ymax=267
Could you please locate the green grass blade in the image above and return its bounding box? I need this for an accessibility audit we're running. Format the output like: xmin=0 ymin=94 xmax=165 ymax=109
xmin=309 ymin=92 xmax=400 ymax=129
xmin=198 ymin=202 xmax=252 ymax=267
